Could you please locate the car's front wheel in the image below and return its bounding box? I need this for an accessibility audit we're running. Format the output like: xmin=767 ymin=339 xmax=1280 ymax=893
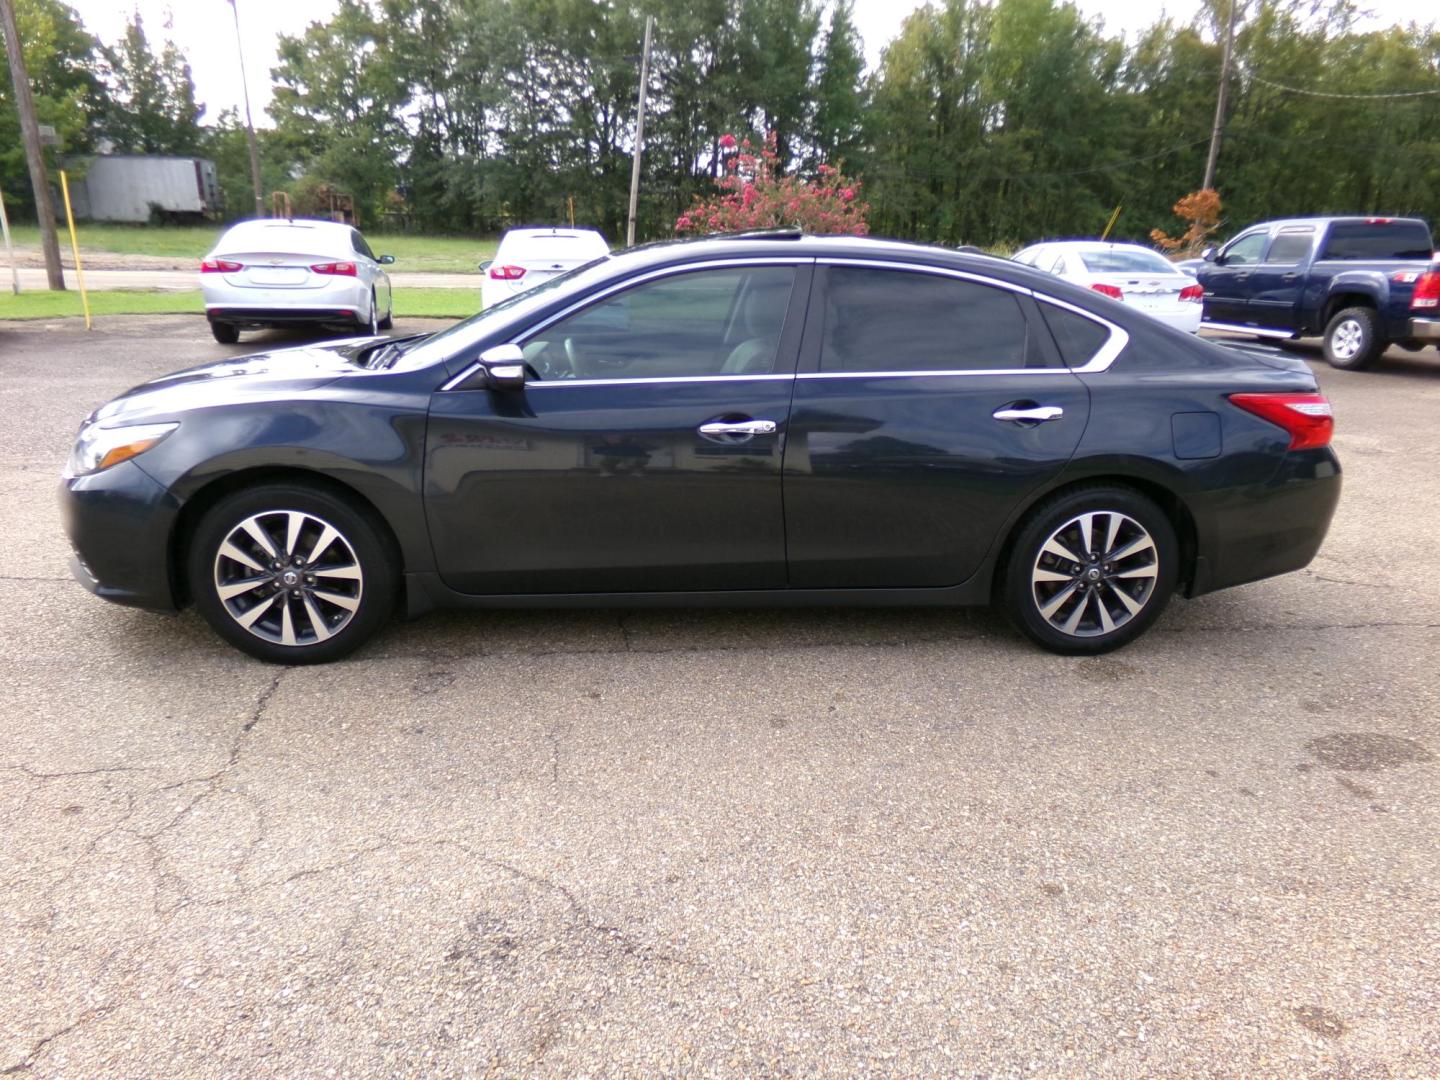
xmin=188 ymin=483 xmax=396 ymax=664
xmin=1001 ymin=486 xmax=1178 ymax=655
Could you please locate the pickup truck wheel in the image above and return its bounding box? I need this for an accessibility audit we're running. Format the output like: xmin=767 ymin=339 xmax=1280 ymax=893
xmin=1323 ymin=306 xmax=1384 ymax=370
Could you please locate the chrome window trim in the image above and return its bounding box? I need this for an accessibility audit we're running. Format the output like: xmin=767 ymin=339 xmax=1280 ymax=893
xmin=440 ymin=257 xmax=812 ymax=391
xmin=1032 ymin=295 xmax=1129 ymax=374
xmin=438 ymin=254 xmax=1129 ymax=390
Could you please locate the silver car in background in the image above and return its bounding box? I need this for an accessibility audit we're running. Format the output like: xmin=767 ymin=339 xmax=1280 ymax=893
xmin=201 ymin=219 xmax=394 ymax=344
xmin=1014 ymin=241 xmax=1204 ymax=334
xmin=481 ymin=227 xmax=610 ymax=309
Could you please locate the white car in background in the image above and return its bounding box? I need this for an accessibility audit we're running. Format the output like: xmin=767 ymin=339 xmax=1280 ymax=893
xmin=201 ymin=218 xmax=394 ymax=344
xmin=481 ymin=227 xmax=610 ymax=309
xmin=1014 ymin=241 xmax=1203 ymax=333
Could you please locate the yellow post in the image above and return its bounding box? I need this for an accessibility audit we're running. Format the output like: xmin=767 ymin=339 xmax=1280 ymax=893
xmin=568 ymin=195 xmax=575 ymax=228
xmin=59 ymin=170 xmax=91 ymax=329
xmin=1100 ymin=204 xmax=1123 ymax=242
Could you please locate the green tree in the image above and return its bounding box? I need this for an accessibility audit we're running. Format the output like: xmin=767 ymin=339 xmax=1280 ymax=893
xmin=0 ymin=0 xmax=106 ymax=217
xmin=100 ymin=11 xmax=203 ymax=155
xmin=809 ymin=0 xmax=866 ymax=168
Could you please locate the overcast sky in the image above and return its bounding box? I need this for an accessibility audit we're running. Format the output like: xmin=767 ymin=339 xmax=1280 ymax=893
xmin=66 ymin=0 xmax=1429 ymax=126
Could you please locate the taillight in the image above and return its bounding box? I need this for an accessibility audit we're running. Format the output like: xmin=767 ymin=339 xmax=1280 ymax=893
xmin=489 ymin=264 xmax=527 ymax=281
xmin=1228 ymin=393 xmax=1334 ymax=451
xmin=311 ymin=262 xmax=358 ymax=276
xmin=1411 ymin=270 xmax=1440 ymax=311
xmin=200 ymin=259 xmax=242 ymax=273
xmin=1090 ymin=282 xmax=1123 ymax=300
xmin=1179 ymin=283 xmax=1204 ymax=303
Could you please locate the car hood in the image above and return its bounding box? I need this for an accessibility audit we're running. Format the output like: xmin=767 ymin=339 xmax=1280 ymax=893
xmin=91 ymin=337 xmax=384 ymax=426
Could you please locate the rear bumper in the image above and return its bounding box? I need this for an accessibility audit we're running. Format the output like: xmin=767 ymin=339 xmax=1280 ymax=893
xmin=1407 ymin=317 xmax=1440 ymax=342
xmin=1187 ymin=447 xmax=1342 ymax=597
xmin=1142 ymin=305 xmax=1204 ymax=334
xmin=59 ymin=460 xmax=182 ymax=612
xmin=207 ymin=306 xmax=364 ymax=327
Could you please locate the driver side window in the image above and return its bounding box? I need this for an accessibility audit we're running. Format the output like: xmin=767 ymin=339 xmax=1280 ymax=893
xmin=1222 ymin=232 xmax=1267 ymax=266
xmin=524 ymin=266 xmax=797 ymax=381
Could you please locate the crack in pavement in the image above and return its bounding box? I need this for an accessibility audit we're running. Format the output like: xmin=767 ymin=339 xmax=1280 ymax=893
xmin=1 ymin=1005 xmax=116 ymax=1075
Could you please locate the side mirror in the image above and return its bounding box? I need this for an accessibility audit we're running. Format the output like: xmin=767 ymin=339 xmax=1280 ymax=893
xmin=479 ymin=260 xmax=493 ymax=272
xmin=1201 ymin=246 xmax=1218 ymax=263
xmin=378 ymin=254 xmax=395 ymax=265
xmin=479 ymin=344 xmax=526 ymax=391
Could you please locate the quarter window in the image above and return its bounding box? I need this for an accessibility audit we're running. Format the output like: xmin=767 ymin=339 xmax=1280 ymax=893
xmin=819 ymin=267 xmax=1041 ymax=372
xmin=523 ymin=266 xmax=796 ymax=381
xmin=1038 ymin=303 xmax=1110 ymax=367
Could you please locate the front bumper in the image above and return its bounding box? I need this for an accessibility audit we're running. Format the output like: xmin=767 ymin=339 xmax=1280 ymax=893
xmin=1407 ymin=317 xmax=1440 ymax=342
xmin=1187 ymin=447 xmax=1342 ymax=597
xmin=59 ymin=459 xmax=183 ymax=612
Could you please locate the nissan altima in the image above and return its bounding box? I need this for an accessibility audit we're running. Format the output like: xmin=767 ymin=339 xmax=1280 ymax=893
xmin=61 ymin=232 xmax=1341 ymax=663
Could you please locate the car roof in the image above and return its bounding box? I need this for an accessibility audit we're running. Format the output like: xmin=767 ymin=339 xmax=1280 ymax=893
xmin=1235 ymin=215 xmax=1430 ymax=232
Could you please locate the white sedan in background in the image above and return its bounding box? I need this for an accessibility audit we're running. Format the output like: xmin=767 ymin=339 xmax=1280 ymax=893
xmin=481 ymin=227 xmax=610 ymax=309
xmin=1014 ymin=241 xmax=1203 ymax=333
xmin=201 ymin=218 xmax=394 ymax=344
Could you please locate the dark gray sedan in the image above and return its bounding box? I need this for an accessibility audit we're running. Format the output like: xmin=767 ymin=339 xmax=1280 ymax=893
xmin=61 ymin=232 xmax=1340 ymax=663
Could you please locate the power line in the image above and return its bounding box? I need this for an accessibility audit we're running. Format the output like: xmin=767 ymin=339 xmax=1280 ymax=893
xmin=1248 ymin=73 xmax=1440 ymax=99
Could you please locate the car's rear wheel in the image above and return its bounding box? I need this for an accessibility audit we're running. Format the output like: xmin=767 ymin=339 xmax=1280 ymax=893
xmin=1001 ymin=486 xmax=1178 ymax=655
xmin=1323 ymin=306 xmax=1384 ymax=370
xmin=210 ymin=321 xmax=240 ymax=345
xmin=364 ymin=290 xmax=380 ymax=336
xmin=188 ymin=483 xmax=396 ymax=664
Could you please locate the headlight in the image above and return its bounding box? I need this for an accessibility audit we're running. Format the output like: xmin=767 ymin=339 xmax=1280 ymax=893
xmin=64 ymin=421 xmax=179 ymax=478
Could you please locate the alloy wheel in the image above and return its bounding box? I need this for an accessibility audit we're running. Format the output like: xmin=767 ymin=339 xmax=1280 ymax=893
xmin=1330 ymin=319 xmax=1364 ymax=361
xmin=212 ymin=510 xmax=364 ymax=646
xmin=1030 ymin=510 xmax=1159 ymax=638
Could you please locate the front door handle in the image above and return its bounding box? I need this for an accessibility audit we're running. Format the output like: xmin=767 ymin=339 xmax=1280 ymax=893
xmin=698 ymin=418 xmax=778 ymax=443
xmin=993 ymin=405 xmax=1064 ymax=424
xmin=1282 ymin=272 xmax=1299 ymax=281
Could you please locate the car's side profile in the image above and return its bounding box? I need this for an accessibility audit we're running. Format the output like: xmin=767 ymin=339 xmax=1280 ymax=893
xmin=63 ymin=233 xmax=1341 ymax=663
xmin=201 ymin=218 xmax=395 ymax=344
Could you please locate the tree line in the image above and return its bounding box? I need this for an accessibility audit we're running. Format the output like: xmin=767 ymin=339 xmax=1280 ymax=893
xmin=3 ymin=0 xmax=1438 ymax=248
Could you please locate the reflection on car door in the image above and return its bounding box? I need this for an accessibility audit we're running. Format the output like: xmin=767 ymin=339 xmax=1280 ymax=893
xmin=783 ymin=263 xmax=1093 ymax=588
xmin=425 ymin=262 xmax=811 ymax=594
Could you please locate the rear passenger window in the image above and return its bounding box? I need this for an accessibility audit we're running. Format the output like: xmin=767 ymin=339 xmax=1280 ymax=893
xmin=1265 ymin=231 xmax=1313 ymax=265
xmin=819 ymin=267 xmax=1041 ymax=372
xmin=1038 ymin=303 xmax=1110 ymax=367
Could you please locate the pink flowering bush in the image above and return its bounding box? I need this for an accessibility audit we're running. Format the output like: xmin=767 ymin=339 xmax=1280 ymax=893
xmin=675 ymin=132 xmax=869 ymax=237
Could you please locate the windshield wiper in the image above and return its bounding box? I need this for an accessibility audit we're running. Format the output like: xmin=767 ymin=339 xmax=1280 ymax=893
xmin=361 ymin=333 xmax=430 ymax=369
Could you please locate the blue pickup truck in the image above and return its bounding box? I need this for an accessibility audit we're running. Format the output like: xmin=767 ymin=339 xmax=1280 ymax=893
xmin=1196 ymin=216 xmax=1440 ymax=369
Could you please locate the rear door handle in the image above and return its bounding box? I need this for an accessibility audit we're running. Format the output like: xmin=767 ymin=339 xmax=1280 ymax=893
xmin=993 ymin=405 xmax=1064 ymax=424
xmin=698 ymin=418 xmax=777 ymax=442
xmin=1282 ymin=272 xmax=1299 ymax=281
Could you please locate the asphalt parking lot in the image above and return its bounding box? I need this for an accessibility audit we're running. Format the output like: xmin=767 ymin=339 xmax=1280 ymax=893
xmin=2 ymin=315 xmax=1438 ymax=1076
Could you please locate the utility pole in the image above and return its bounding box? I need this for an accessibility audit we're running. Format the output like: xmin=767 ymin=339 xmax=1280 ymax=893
xmin=625 ymin=15 xmax=654 ymax=248
xmin=1202 ymin=0 xmax=1239 ymax=192
xmin=0 ymin=0 xmax=65 ymax=290
xmin=228 ymin=0 xmax=265 ymax=217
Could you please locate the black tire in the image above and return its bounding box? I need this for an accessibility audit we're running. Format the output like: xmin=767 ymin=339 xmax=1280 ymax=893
xmin=187 ymin=483 xmax=397 ymax=664
xmin=377 ymin=294 xmax=393 ymax=331
xmin=999 ymin=485 xmax=1178 ymax=656
xmin=210 ymin=321 xmax=240 ymax=345
xmin=1322 ymin=306 xmax=1384 ymax=370
xmin=363 ymin=291 xmax=380 ymax=336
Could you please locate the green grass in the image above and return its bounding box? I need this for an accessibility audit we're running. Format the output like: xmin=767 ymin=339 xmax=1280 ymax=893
xmin=6 ymin=224 xmax=498 ymax=273
xmin=0 ymin=287 xmax=480 ymax=321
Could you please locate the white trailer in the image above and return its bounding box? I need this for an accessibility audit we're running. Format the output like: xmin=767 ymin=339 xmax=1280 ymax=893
xmin=65 ymin=155 xmax=221 ymax=223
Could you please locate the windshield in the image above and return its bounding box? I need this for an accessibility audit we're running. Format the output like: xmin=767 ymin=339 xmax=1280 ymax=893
xmin=392 ymin=255 xmax=613 ymax=370
xmin=1077 ymin=249 xmax=1177 ymax=274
